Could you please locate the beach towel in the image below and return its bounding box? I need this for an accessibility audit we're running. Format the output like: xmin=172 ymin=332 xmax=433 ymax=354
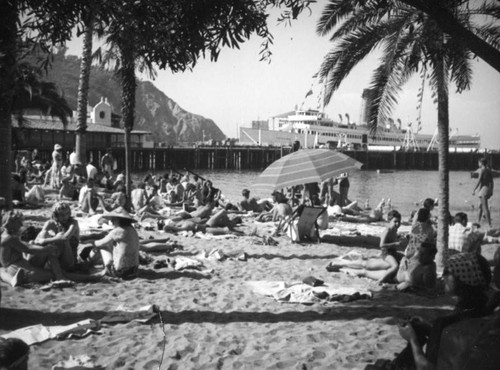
xmin=172 ymin=256 xmax=204 ymax=270
xmin=1 ymin=319 xmax=100 ymax=346
xmin=52 ymin=354 xmax=105 ymax=370
xmin=247 ymin=280 xmax=372 ymax=304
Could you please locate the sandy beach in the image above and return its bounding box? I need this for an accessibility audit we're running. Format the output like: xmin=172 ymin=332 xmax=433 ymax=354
xmin=1 ymin=203 xmax=498 ymax=370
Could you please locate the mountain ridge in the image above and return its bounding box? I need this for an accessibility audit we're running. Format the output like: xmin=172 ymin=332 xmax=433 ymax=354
xmin=45 ymin=50 xmax=226 ymax=144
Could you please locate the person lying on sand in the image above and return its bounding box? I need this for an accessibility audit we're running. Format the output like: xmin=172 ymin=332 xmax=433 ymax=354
xmin=0 ymin=210 xmax=66 ymax=286
xmin=163 ymin=209 xmax=244 ymax=236
xmin=237 ymin=189 xmax=273 ymax=213
xmin=326 ymin=211 xmax=406 ymax=284
xmin=328 ymin=198 xmax=386 ymax=223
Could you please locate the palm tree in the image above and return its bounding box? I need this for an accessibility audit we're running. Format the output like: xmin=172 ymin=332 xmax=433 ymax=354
xmin=315 ymin=0 xmax=492 ymax=272
xmin=75 ymin=13 xmax=94 ymax=165
xmin=12 ymin=61 xmax=73 ymax=127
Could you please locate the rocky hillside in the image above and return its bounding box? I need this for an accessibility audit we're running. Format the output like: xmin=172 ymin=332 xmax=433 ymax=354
xmin=45 ymin=49 xmax=226 ymax=144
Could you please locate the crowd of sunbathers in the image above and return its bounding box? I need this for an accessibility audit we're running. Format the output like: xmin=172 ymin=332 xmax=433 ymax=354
xmin=2 ymin=149 xmax=500 ymax=369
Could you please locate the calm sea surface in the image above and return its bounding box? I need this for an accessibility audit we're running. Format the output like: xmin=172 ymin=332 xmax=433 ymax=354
xmin=133 ymin=170 xmax=499 ymax=225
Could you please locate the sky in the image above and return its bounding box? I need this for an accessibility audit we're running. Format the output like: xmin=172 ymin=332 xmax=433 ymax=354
xmin=66 ymin=3 xmax=500 ymax=150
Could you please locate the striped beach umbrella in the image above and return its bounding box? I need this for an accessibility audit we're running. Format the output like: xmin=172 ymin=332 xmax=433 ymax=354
xmin=253 ymin=149 xmax=363 ymax=192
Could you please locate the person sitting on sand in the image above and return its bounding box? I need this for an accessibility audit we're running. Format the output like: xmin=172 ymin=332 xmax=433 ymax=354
xmin=105 ymin=184 xmax=128 ymax=211
xmin=0 ymin=210 xmax=65 ymax=286
xmin=11 ymin=174 xmax=26 ymax=207
xmin=410 ymin=197 xmax=436 ymax=226
xmin=237 ymin=189 xmax=272 ymax=213
xmin=82 ymin=207 xmax=139 ymax=280
xmin=326 ymin=210 xmax=406 ymax=284
xmin=167 ymin=177 xmax=184 ymax=204
xmin=58 ymin=176 xmax=78 ymax=201
xmin=449 ymin=212 xmax=486 ymax=254
xmin=34 ymin=202 xmax=80 ymax=272
xmin=395 ymin=242 xmax=437 ymax=292
xmin=131 ymin=183 xmax=148 ymax=212
xmin=396 ymin=252 xmax=492 ymax=369
xmin=255 ymin=191 xmax=292 ymax=223
xmin=202 ymin=180 xmax=221 ymax=205
xmin=405 ymin=208 xmax=436 ymax=259
xmin=79 ymin=179 xmax=106 ymax=214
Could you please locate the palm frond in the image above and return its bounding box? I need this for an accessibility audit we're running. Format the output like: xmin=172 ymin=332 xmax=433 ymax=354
xmin=444 ymin=40 xmax=473 ymax=93
xmin=316 ymin=0 xmax=358 ymax=36
xmin=471 ymin=1 xmax=500 ymax=19
xmin=473 ymin=24 xmax=500 ymax=50
xmin=318 ymin=22 xmax=400 ymax=104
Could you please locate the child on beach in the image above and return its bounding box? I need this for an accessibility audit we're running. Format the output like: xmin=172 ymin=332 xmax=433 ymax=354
xmin=0 ymin=210 xmax=65 ymax=286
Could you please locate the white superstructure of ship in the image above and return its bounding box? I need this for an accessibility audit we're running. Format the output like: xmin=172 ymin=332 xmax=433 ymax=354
xmin=239 ymin=88 xmax=481 ymax=152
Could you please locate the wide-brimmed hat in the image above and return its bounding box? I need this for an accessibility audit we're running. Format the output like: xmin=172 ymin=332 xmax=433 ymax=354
xmin=100 ymin=207 xmax=137 ymax=222
xmin=54 ymin=144 xmax=62 ymax=150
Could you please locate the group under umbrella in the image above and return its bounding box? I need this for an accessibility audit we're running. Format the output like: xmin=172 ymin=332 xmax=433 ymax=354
xmin=253 ymin=149 xmax=363 ymax=193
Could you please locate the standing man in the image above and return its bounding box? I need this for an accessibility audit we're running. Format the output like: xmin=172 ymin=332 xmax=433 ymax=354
xmin=50 ymin=144 xmax=63 ymax=189
xmin=338 ymin=172 xmax=350 ymax=207
xmin=101 ymin=149 xmax=115 ymax=178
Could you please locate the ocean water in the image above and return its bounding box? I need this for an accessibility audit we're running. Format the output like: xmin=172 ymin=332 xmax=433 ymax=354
xmin=133 ymin=170 xmax=499 ymax=225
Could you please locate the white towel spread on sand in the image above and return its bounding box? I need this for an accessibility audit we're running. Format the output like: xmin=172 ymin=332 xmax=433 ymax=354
xmin=1 ymin=319 xmax=100 ymax=345
xmin=173 ymin=256 xmax=204 ymax=270
xmin=1 ymin=305 xmax=159 ymax=345
xmin=246 ymin=281 xmax=372 ymax=304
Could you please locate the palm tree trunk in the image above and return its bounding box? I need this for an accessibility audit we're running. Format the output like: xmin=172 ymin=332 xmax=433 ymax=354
xmin=0 ymin=0 xmax=18 ymax=209
xmin=119 ymin=47 xmax=136 ymax=202
xmin=76 ymin=17 xmax=94 ymax=165
xmin=435 ymin=55 xmax=450 ymax=274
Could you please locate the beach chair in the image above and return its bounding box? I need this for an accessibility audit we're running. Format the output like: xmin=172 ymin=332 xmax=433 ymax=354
xmin=286 ymin=205 xmax=327 ymax=243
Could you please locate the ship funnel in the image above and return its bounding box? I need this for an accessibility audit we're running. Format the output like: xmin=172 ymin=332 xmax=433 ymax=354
xmin=338 ymin=114 xmax=343 ymax=123
xmin=397 ymin=118 xmax=402 ymax=130
xmin=345 ymin=113 xmax=350 ymax=124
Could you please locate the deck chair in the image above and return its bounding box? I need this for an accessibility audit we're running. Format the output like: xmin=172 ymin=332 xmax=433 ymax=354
xmin=286 ymin=205 xmax=327 ymax=243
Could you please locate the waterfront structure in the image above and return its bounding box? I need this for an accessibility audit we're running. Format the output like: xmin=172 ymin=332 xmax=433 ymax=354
xmin=13 ymin=97 xmax=153 ymax=151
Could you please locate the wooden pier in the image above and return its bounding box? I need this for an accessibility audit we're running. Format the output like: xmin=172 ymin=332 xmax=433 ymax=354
xmin=32 ymin=146 xmax=498 ymax=173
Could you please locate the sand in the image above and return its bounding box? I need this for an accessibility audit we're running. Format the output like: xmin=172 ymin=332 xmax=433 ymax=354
xmin=1 ymin=204 xmax=494 ymax=370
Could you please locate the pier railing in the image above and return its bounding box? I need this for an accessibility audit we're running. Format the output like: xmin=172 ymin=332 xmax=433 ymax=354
xmin=25 ymin=146 xmax=498 ymax=173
